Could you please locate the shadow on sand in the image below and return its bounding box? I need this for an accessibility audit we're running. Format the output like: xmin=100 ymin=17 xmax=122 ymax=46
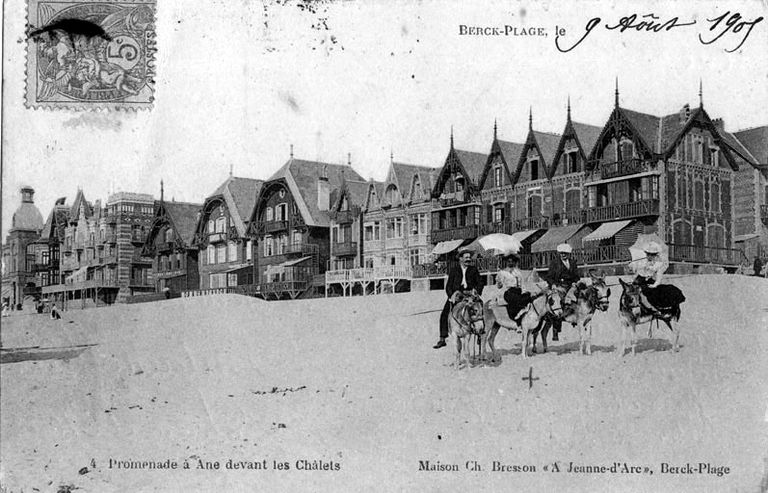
xmin=0 ymin=344 xmax=97 ymax=364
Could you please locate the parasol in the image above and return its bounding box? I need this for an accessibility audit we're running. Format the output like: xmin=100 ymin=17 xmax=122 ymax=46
xmin=628 ymin=233 xmax=669 ymax=273
xmin=466 ymin=233 xmax=522 ymax=256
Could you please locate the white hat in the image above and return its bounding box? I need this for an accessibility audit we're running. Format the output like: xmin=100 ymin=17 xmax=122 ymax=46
xmin=644 ymin=242 xmax=661 ymax=254
xmin=556 ymin=243 xmax=573 ymax=253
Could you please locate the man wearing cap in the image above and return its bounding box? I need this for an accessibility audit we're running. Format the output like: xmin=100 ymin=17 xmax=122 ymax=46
xmin=543 ymin=243 xmax=580 ymax=341
xmin=633 ymin=242 xmax=666 ymax=315
xmin=434 ymin=248 xmax=484 ymax=349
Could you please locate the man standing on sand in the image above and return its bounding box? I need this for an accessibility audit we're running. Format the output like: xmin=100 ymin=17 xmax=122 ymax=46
xmin=543 ymin=243 xmax=580 ymax=341
xmin=434 ymin=248 xmax=484 ymax=349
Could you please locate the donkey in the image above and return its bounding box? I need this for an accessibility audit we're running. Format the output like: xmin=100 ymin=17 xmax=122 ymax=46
xmin=617 ymin=278 xmax=684 ymax=356
xmin=447 ymin=291 xmax=486 ymax=370
xmin=535 ymin=272 xmax=611 ymax=355
xmin=482 ymin=285 xmax=564 ymax=361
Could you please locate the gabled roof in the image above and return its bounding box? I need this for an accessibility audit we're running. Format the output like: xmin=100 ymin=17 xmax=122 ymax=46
xmin=69 ymin=189 xmax=92 ymax=221
xmin=266 ymin=159 xmax=365 ymax=227
xmin=570 ymin=122 xmax=602 ymax=157
xmin=621 ymin=108 xmax=662 ymax=153
xmin=390 ymin=162 xmax=439 ymax=202
xmin=207 ymin=176 xmax=263 ymax=236
xmin=734 ymin=125 xmax=768 ymax=164
xmin=453 ymin=149 xmax=487 ymax=186
xmin=163 ymin=201 xmax=203 ymax=246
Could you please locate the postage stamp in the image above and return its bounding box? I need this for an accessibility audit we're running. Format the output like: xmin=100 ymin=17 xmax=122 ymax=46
xmin=25 ymin=0 xmax=156 ymax=110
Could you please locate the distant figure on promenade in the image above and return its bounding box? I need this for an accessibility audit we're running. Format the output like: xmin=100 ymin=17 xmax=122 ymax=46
xmin=50 ymin=303 xmax=62 ymax=320
xmin=434 ymin=248 xmax=484 ymax=349
xmin=753 ymin=256 xmax=764 ymax=277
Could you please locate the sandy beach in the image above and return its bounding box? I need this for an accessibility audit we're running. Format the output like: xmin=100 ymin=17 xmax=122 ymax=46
xmin=1 ymin=274 xmax=767 ymax=492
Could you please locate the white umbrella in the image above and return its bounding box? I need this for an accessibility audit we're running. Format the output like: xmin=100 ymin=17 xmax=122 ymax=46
xmin=628 ymin=233 xmax=669 ymax=273
xmin=466 ymin=233 xmax=522 ymax=256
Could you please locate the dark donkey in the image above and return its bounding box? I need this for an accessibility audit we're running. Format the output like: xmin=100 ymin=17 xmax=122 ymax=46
xmin=617 ymin=278 xmax=685 ymax=356
xmin=535 ymin=271 xmax=611 ymax=355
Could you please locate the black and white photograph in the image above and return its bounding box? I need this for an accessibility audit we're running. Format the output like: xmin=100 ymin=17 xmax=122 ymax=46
xmin=2 ymin=0 xmax=767 ymax=491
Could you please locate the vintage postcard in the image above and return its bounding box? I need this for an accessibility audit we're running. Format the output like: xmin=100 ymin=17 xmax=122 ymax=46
xmin=2 ymin=0 xmax=767 ymax=492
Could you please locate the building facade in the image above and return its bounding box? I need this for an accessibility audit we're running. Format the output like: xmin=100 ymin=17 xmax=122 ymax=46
xmin=143 ymin=187 xmax=202 ymax=295
xmin=193 ymin=175 xmax=262 ymax=291
xmin=1 ymin=186 xmax=44 ymax=309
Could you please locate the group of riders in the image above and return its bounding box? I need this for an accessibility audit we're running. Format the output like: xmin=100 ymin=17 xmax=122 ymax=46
xmin=434 ymin=241 xmax=670 ymax=350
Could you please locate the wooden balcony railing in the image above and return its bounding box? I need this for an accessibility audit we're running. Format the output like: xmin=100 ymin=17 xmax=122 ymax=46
xmin=333 ymin=241 xmax=358 ymax=257
xmin=599 ymin=158 xmax=652 ymax=180
xmin=264 ymin=220 xmax=289 ymax=234
xmin=430 ymin=224 xmax=480 ymax=243
xmin=583 ymin=199 xmax=659 ymax=223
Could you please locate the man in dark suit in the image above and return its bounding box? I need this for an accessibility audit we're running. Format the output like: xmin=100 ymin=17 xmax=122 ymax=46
xmin=543 ymin=243 xmax=580 ymax=341
xmin=434 ymin=248 xmax=484 ymax=349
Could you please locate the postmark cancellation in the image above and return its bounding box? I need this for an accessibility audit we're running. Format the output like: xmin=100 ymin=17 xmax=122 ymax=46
xmin=25 ymin=0 xmax=156 ymax=110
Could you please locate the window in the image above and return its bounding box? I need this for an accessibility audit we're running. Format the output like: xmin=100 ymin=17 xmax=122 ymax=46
xmin=276 ymin=203 xmax=287 ymax=221
xmin=266 ymin=207 xmax=273 ymax=221
xmin=386 ymin=218 xmax=403 ymax=239
xmin=216 ymin=244 xmax=226 ymax=264
xmin=228 ymin=241 xmax=237 ymax=262
xmin=494 ymin=166 xmax=502 ymax=188
xmin=530 ymin=160 xmax=539 ymax=181
xmin=493 ymin=205 xmax=504 ymax=223
xmin=409 ymin=249 xmax=422 ymax=266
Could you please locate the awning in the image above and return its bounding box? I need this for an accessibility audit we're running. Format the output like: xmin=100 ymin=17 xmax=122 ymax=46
xmin=530 ymin=224 xmax=584 ymax=253
xmin=283 ymin=256 xmax=312 ymax=267
xmin=582 ymin=220 xmax=633 ymax=243
xmin=431 ymin=239 xmax=464 ymax=256
xmin=510 ymin=230 xmax=539 ymax=243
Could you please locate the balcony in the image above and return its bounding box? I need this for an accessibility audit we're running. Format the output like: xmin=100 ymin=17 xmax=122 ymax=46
xmin=283 ymin=242 xmax=319 ymax=256
xmin=208 ymin=232 xmax=226 ymax=244
xmin=333 ymin=241 xmax=358 ymax=257
xmin=430 ymin=224 xmax=480 ymax=243
xmin=583 ymin=199 xmax=659 ymax=223
xmin=264 ymin=220 xmax=289 ymax=234
xmin=761 ymin=205 xmax=768 ymax=226
xmin=334 ymin=210 xmax=356 ymax=224
xmin=598 ymin=158 xmax=653 ymax=180
xmin=438 ymin=191 xmax=466 ymax=207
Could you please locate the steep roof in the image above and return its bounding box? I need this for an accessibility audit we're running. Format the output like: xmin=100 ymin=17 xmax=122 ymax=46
xmin=570 ymin=121 xmax=602 ymax=157
xmin=268 ymin=159 xmax=365 ymax=227
xmin=208 ymin=176 xmax=263 ymax=236
xmin=497 ymin=140 xmax=525 ymax=170
xmin=734 ymin=126 xmax=768 ymax=164
xmin=164 ymin=201 xmax=203 ymax=246
xmin=391 ymin=161 xmax=439 ymax=202
xmin=621 ymin=108 xmax=662 ymax=153
xmin=453 ymin=149 xmax=487 ymax=186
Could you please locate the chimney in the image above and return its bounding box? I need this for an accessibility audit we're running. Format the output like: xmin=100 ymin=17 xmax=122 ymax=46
xmin=20 ymin=186 xmax=34 ymax=203
xmin=679 ymin=104 xmax=690 ymax=123
xmin=317 ymin=165 xmax=330 ymax=211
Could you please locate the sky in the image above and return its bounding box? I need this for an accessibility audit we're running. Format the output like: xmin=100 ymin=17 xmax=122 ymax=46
xmin=3 ymin=0 xmax=767 ymax=238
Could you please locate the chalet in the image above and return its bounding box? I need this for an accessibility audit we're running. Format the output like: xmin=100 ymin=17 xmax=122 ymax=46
xmin=193 ymin=175 xmax=262 ymax=292
xmin=583 ymin=87 xmax=741 ymax=270
xmin=143 ymin=183 xmax=202 ymax=295
xmin=41 ymin=190 xmax=156 ymax=306
xmin=429 ymin=131 xmax=487 ymax=248
xmin=722 ymin=125 xmax=768 ymax=260
xmin=248 ymin=158 xmax=364 ymax=299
